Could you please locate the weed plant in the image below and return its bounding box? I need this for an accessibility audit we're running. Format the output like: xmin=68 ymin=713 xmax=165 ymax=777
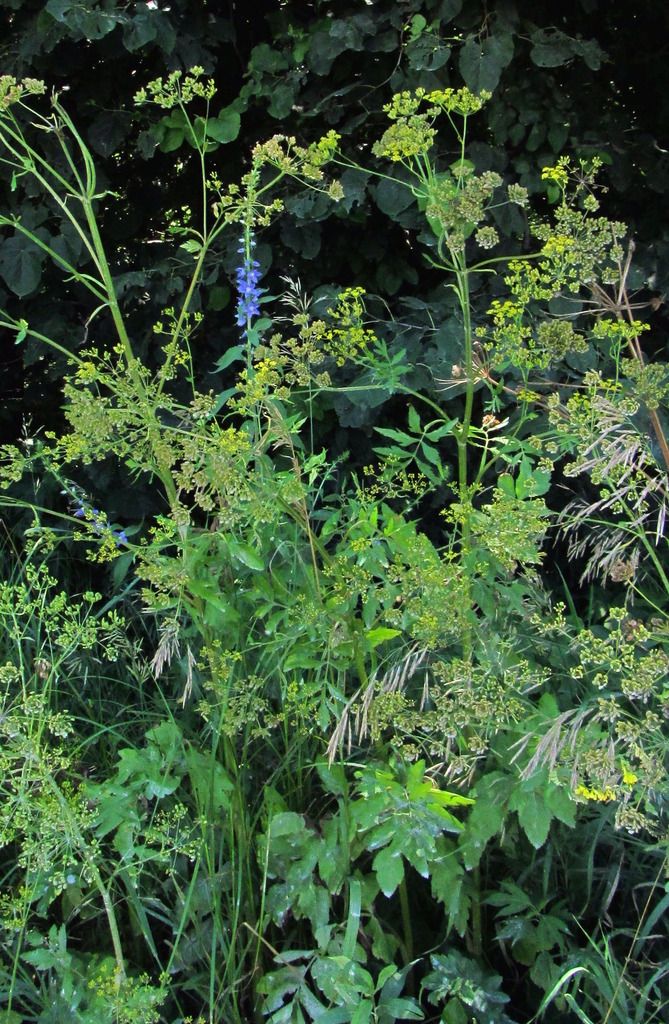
xmin=0 ymin=71 xmax=666 ymax=1023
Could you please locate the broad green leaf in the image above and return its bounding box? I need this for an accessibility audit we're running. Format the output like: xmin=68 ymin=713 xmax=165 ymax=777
xmin=374 ymin=178 xmax=413 ymax=218
xmin=352 ymin=1001 xmax=373 ymax=1024
xmin=316 ymin=1011 xmax=352 ymax=1024
xmin=184 ymin=747 xmax=233 ymax=813
xmin=21 ymin=947 xmax=61 ymax=970
xmin=207 ymin=107 xmax=241 ymax=143
xmin=228 ymin=539 xmax=264 ymax=571
xmin=250 ymin=42 xmax=290 ymax=73
xmin=373 ymin=844 xmax=404 ymax=896
xmin=419 ymin=441 xmax=443 ymax=469
xmin=425 ymin=419 xmax=458 ymax=440
xmin=268 ymin=810 xmax=310 ymax=840
xmin=159 ymin=126 xmax=185 ymax=153
xmin=460 ymin=772 xmax=512 ymax=869
xmin=46 ymin=0 xmax=122 ymax=37
xmin=407 ymin=14 xmax=427 ymax=41
xmin=115 ymin=746 xmax=180 ymax=799
xmin=316 ymin=761 xmax=349 ymax=798
xmin=214 ymin=343 xmax=245 ymax=371
xmin=497 ymin=473 xmax=516 ymax=498
xmin=366 ymin=626 xmax=401 ymax=648
xmin=208 ymin=284 xmax=231 ymax=311
xmin=123 ymin=10 xmax=157 ymax=50
xmin=509 ymin=787 xmax=552 ymax=849
xmin=283 ymin=650 xmax=323 ymax=670
xmin=318 ymin=816 xmax=350 ymax=892
xmin=545 ymin=783 xmax=576 ymax=827
xmin=378 ymin=997 xmax=423 ymax=1020
xmin=459 ymin=33 xmax=514 ymax=93
xmin=268 ymin=83 xmax=296 ymax=119
xmin=530 ymin=29 xmax=578 ymax=68
xmin=188 ymin=578 xmax=232 ymax=611
xmin=0 ymin=235 xmax=43 ymax=296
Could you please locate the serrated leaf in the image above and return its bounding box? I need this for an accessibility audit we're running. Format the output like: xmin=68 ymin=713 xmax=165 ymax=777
xmin=425 ymin=420 xmax=457 ymax=440
xmin=509 ymin=787 xmax=552 ymax=849
xmin=14 ymin=318 xmax=28 ymax=344
xmin=419 ymin=441 xmax=443 ymax=468
xmin=460 ymin=772 xmax=512 ymax=869
xmin=545 ymin=783 xmax=576 ymax=827
xmin=375 ymin=427 xmax=415 ymax=445
xmin=407 ymin=405 xmax=421 ymax=433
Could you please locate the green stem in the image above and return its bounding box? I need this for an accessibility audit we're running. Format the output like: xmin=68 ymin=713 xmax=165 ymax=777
xmin=399 ymin=876 xmax=414 ymax=964
xmin=80 ymin=192 xmax=178 ymax=507
xmin=469 ymin=865 xmax=483 ymax=958
xmin=44 ymin=774 xmax=126 ymax=980
xmin=451 ymin=256 xmax=476 ymax=663
xmin=156 ymin=240 xmax=210 ymax=398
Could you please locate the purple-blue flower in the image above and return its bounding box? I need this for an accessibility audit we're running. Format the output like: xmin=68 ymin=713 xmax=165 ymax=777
xmin=71 ymin=496 xmax=128 ymax=546
xmin=235 ymin=235 xmax=263 ymax=328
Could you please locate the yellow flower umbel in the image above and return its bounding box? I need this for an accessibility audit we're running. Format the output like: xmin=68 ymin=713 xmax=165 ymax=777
xmin=372 ymin=87 xmax=490 ymax=163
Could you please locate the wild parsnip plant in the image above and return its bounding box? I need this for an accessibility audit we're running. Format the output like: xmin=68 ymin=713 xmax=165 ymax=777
xmin=0 ymin=70 xmax=667 ymax=1023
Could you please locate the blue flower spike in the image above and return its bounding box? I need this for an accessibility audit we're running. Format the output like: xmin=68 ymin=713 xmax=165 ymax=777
xmin=235 ymin=234 xmax=263 ymax=328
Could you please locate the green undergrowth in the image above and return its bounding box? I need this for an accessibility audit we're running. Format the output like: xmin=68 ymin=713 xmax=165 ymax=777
xmin=0 ymin=71 xmax=667 ymax=1024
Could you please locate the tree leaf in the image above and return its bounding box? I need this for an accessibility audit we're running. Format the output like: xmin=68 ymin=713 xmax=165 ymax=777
xmin=0 ymin=235 xmax=43 ymax=297
xmin=123 ymin=10 xmax=157 ymax=51
xmin=268 ymin=83 xmax=296 ymax=119
xmin=530 ymin=29 xmax=577 ymax=68
xmin=459 ymin=33 xmax=514 ymax=93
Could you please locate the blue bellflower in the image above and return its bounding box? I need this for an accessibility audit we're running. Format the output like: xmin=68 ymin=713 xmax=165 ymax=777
xmin=235 ymin=236 xmax=263 ymax=328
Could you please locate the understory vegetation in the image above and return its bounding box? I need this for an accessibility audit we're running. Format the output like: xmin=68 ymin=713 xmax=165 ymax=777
xmin=0 ymin=5 xmax=667 ymax=1023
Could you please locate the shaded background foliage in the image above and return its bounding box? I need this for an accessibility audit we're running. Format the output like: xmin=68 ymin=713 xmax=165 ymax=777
xmin=1 ymin=0 xmax=668 ymax=521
